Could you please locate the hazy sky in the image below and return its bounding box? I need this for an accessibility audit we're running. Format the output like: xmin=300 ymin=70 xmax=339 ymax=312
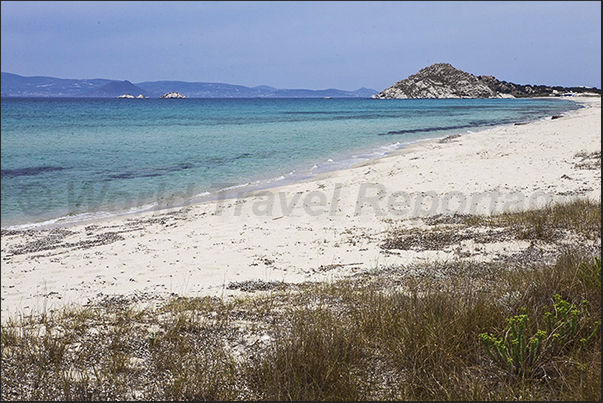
xmin=1 ymin=1 xmax=601 ymax=90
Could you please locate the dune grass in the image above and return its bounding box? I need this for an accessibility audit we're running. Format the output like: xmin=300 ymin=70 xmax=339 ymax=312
xmin=1 ymin=199 xmax=600 ymax=401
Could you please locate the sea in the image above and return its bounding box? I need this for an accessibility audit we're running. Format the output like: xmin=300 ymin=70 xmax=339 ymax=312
xmin=1 ymin=97 xmax=582 ymax=230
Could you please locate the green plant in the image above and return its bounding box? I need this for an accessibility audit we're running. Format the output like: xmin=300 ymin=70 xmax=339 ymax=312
xmin=544 ymin=294 xmax=600 ymax=356
xmin=478 ymin=311 xmax=545 ymax=378
xmin=479 ymin=294 xmax=601 ymax=378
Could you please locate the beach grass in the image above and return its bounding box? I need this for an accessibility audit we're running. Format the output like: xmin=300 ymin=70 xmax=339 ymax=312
xmin=1 ymin=199 xmax=601 ymax=401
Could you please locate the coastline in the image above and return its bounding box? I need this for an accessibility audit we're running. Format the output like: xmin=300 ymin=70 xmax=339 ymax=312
xmin=1 ymin=96 xmax=600 ymax=322
xmin=0 ymin=97 xmax=581 ymax=232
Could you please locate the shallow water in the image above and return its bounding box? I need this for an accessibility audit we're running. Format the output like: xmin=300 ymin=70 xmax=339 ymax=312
xmin=1 ymin=97 xmax=580 ymax=229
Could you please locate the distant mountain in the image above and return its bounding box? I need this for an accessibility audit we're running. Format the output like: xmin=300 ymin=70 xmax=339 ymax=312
xmin=82 ymin=80 xmax=154 ymax=98
xmin=135 ymin=80 xmax=266 ymax=98
xmin=252 ymin=85 xmax=278 ymax=91
xmin=264 ymin=87 xmax=379 ymax=98
xmin=1 ymin=72 xmax=379 ymax=98
xmin=348 ymin=87 xmax=381 ymax=98
xmin=135 ymin=81 xmax=378 ymax=98
xmin=373 ymin=63 xmax=601 ymax=99
xmin=0 ymin=72 xmax=113 ymax=97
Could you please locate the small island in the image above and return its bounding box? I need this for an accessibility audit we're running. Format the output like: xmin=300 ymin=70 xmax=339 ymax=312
xmin=160 ymin=91 xmax=187 ymax=99
xmin=117 ymin=94 xmax=147 ymax=99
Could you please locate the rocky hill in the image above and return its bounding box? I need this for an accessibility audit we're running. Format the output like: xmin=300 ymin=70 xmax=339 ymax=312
xmin=374 ymin=63 xmax=496 ymax=99
xmin=373 ymin=63 xmax=601 ymax=99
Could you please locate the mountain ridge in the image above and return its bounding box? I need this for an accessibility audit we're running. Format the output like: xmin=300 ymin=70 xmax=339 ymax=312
xmin=84 ymin=80 xmax=153 ymax=98
xmin=0 ymin=72 xmax=378 ymax=98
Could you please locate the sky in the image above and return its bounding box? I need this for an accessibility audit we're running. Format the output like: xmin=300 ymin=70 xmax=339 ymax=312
xmin=1 ymin=1 xmax=601 ymax=91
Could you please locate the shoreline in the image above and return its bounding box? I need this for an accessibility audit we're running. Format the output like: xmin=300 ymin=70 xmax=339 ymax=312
xmin=1 ymin=96 xmax=600 ymax=322
xmin=1 ymin=98 xmax=582 ymax=232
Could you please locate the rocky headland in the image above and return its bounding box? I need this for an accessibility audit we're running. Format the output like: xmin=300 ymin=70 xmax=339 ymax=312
xmin=373 ymin=63 xmax=601 ymax=99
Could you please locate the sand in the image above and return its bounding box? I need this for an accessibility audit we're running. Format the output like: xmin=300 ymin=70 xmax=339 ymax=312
xmin=1 ymin=96 xmax=600 ymax=321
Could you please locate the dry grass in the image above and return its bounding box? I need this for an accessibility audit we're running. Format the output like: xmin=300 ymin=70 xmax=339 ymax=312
xmin=382 ymin=198 xmax=601 ymax=253
xmin=2 ymin=200 xmax=601 ymax=401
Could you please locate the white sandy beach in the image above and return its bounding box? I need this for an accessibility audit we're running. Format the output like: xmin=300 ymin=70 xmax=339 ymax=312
xmin=1 ymin=96 xmax=600 ymax=321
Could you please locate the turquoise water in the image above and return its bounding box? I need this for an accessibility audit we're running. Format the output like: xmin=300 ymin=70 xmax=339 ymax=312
xmin=1 ymin=97 xmax=580 ymax=229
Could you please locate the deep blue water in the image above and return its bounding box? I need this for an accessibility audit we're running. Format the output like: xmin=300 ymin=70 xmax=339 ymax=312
xmin=1 ymin=97 xmax=580 ymax=229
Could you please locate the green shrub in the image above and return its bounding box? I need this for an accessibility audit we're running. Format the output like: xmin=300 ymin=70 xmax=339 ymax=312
xmin=479 ymin=292 xmax=601 ymax=379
